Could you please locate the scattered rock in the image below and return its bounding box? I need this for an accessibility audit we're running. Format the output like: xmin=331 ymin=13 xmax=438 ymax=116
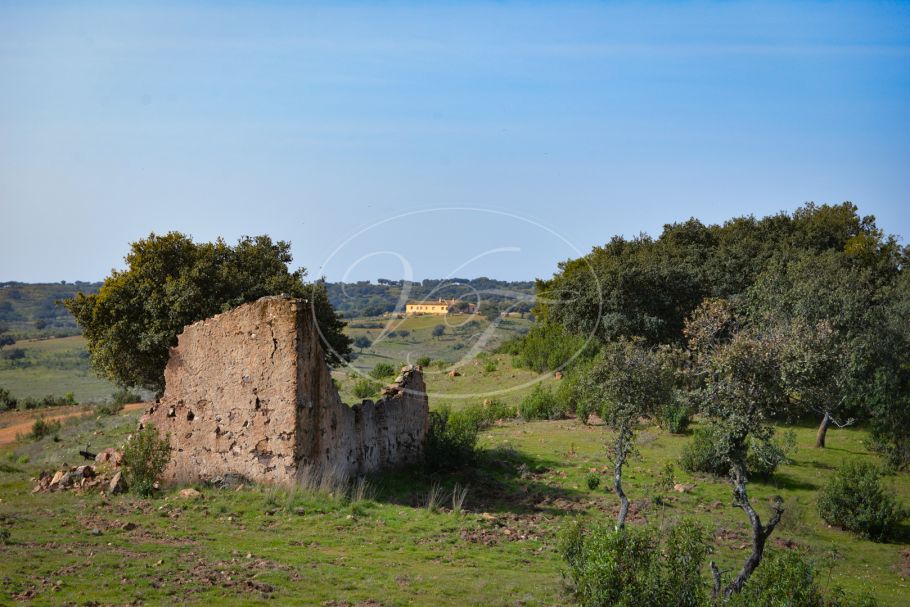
xmin=178 ymin=488 xmax=202 ymax=499
xmin=90 ymin=528 xmax=102 ymax=536
xmin=447 ymin=370 xmax=460 ymax=377
xmin=108 ymin=471 xmax=126 ymax=495
xmin=120 ymin=522 xmax=137 ymax=531
xmin=673 ymin=483 xmax=695 ymax=493
xmin=554 ymin=371 xmax=563 ymax=380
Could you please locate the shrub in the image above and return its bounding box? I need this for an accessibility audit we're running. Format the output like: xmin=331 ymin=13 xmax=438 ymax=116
xmin=0 ymin=387 xmax=16 ymax=411
xmin=585 ymin=472 xmax=601 ymax=491
xmin=369 ymin=363 xmax=396 ymax=380
xmin=352 ymin=378 xmax=381 ymax=399
xmin=122 ymin=424 xmax=171 ymax=497
xmin=519 ymin=384 xmax=564 ymax=421
xmin=559 ymin=519 xmax=709 ymax=607
xmin=424 ymin=405 xmax=479 ymax=471
xmin=657 ymin=400 xmax=691 ymax=434
xmin=94 ymin=401 xmax=124 ymax=416
xmin=416 ymin=356 xmax=431 ymax=368
xmin=30 ymin=417 xmax=62 ymax=440
xmin=500 ymin=322 xmax=592 ymax=373
xmin=680 ymin=426 xmax=728 ymax=476
xmin=0 ymin=528 xmax=9 ymax=545
xmin=816 ymin=461 xmax=907 ymax=541
xmin=458 ymin=400 xmax=517 ymax=431
xmin=681 ymin=425 xmax=794 ymax=478
xmin=747 ymin=430 xmax=796 ymax=479
xmin=726 ymin=549 xmax=879 ymax=607
xmin=483 ymin=359 xmax=498 ymax=373
xmin=112 ymin=388 xmax=141 ymax=405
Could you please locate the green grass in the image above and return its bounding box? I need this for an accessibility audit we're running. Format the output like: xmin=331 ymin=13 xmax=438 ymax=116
xmin=342 ymin=313 xmax=532 ymax=372
xmin=0 ymin=404 xmax=907 ymax=605
xmin=0 ymin=335 xmax=117 ymax=402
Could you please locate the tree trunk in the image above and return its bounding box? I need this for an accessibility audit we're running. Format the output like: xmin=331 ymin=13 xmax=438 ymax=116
xmin=815 ymin=411 xmax=831 ymax=448
xmin=715 ymin=464 xmax=784 ymax=598
xmin=613 ymin=451 xmax=629 ymax=530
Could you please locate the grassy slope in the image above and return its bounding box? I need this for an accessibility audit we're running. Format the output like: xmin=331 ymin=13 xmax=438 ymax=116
xmin=1 ymin=376 xmax=908 ymax=605
xmin=0 ymin=336 xmax=116 ymax=401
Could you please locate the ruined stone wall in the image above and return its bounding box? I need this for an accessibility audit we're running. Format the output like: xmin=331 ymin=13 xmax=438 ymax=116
xmin=141 ymin=296 xmax=429 ymax=485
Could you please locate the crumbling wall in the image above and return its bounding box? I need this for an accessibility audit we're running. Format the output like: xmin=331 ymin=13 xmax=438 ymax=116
xmin=141 ymin=296 xmax=429 ymax=485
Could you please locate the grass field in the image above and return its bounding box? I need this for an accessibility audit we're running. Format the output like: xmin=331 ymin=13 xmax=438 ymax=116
xmin=0 ymin=336 xmax=117 ymax=402
xmin=1 ymin=368 xmax=908 ymax=605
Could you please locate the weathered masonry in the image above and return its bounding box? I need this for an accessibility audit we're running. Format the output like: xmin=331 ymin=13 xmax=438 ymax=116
xmin=141 ymin=296 xmax=429 ymax=485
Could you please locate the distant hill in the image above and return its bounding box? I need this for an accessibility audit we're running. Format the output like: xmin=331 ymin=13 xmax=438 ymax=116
xmin=325 ymin=277 xmax=536 ymax=319
xmin=0 ymin=278 xmax=536 ymax=339
xmin=0 ymin=282 xmax=101 ymax=339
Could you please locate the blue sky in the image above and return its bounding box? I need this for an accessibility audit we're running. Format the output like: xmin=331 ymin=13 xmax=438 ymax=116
xmin=1 ymin=1 xmax=908 ymax=282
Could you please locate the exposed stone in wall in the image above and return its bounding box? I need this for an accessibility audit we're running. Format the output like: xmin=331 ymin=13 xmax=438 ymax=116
xmin=140 ymin=296 xmax=429 ymax=485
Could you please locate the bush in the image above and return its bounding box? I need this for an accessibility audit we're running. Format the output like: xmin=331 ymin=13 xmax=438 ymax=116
xmin=747 ymin=430 xmax=796 ymax=479
xmin=416 ymin=356 xmax=431 ymax=368
xmin=0 ymin=528 xmax=9 ymax=545
xmin=369 ymin=363 xmax=396 ymax=380
xmin=94 ymin=401 xmax=124 ymax=416
xmin=585 ymin=472 xmax=601 ymax=491
xmin=657 ymin=400 xmax=691 ymax=434
xmin=519 ymin=384 xmax=564 ymax=421
xmin=681 ymin=425 xmax=794 ymax=478
xmin=680 ymin=426 xmax=728 ymax=476
xmin=0 ymin=387 xmax=16 ymax=411
xmin=30 ymin=417 xmax=62 ymax=440
xmin=122 ymin=424 xmax=171 ymax=496
xmin=726 ymin=549 xmax=879 ymax=607
xmin=817 ymin=461 xmax=907 ymax=541
xmin=559 ymin=519 xmax=709 ymax=607
xmin=352 ymin=378 xmax=381 ymax=399
xmin=424 ymin=405 xmax=479 ymax=471
xmin=458 ymin=400 xmax=517 ymax=431
xmin=112 ymin=388 xmax=141 ymax=405
xmin=500 ymin=322 xmax=592 ymax=373
xmin=483 ymin=359 xmax=498 ymax=373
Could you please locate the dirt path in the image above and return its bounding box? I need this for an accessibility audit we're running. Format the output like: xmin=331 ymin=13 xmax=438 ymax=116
xmin=0 ymin=402 xmax=147 ymax=447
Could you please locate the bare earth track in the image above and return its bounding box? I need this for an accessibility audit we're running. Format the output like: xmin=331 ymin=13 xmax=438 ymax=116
xmin=0 ymin=402 xmax=146 ymax=447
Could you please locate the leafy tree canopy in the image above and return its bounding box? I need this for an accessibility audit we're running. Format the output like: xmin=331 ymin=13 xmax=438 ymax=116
xmin=65 ymin=232 xmax=351 ymax=393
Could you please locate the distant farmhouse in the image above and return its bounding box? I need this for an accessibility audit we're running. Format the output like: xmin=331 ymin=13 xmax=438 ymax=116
xmin=405 ymin=298 xmax=475 ymax=315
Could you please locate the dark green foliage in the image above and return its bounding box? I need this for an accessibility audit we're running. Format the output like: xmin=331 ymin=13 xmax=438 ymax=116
xmin=518 ymin=384 xmax=564 ymax=421
xmin=122 ymin=424 xmax=171 ymax=497
xmin=352 ymin=378 xmax=381 ymax=400
xmin=423 ymin=405 xmax=480 ymax=471
xmin=15 ymin=393 xmax=77 ymax=411
xmin=500 ymin=322 xmax=592 ymax=373
xmin=64 ymin=233 xmax=351 ymax=393
xmin=747 ymin=430 xmax=796 ymax=479
xmin=432 ymin=324 xmax=445 ymax=338
xmin=680 ymin=426 xmax=728 ymax=476
xmin=585 ymin=472 xmax=600 ymax=491
xmin=657 ymin=400 xmax=691 ymax=434
xmin=30 ymin=417 xmax=62 ymax=440
xmin=457 ymin=400 xmax=517 ymax=430
xmin=369 ymin=363 xmax=396 ymax=380
xmin=353 ymin=336 xmax=372 ymax=351
xmin=111 ymin=388 xmax=141 ymax=405
xmin=537 ymin=203 xmax=892 ymax=347
xmin=416 ymin=356 xmax=431 ymax=368
xmin=559 ymin=519 xmax=709 ymax=607
xmin=0 ymin=386 xmax=16 ymax=411
xmin=681 ymin=425 xmax=794 ymax=479
xmin=94 ymin=399 xmax=125 ymax=416
xmin=726 ymin=550 xmax=880 ymax=607
xmin=816 ymin=461 xmax=907 ymax=541
xmin=0 ymin=528 xmax=9 ymax=545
